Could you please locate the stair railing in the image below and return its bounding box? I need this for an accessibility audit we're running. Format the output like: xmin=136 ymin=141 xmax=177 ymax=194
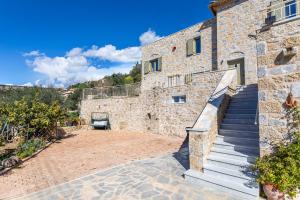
xmin=255 ymin=102 xmax=259 ymax=125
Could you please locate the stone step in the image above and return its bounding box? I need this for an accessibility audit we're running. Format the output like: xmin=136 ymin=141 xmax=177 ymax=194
xmin=231 ymin=97 xmax=258 ymax=102
xmin=203 ymin=163 xmax=257 ymax=183
xmin=233 ymin=94 xmax=258 ymax=99
xmin=211 ymin=146 xmax=259 ymax=158
xmin=214 ymin=140 xmax=260 ymax=154
xmin=224 ymin=113 xmax=256 ymax=119
xmin=216 ymin=135 xmax=259 ymax=148
xmin=207 ymin=154 xmax=253 ymax=171
xmin=226 ymin=109 xmax=256 ymax=114
xmin=185 ymin=170 xmax=259 ymax=199
xmin=229 ymin=104 xmax=257 ymax=109
xmin=230 ymin=100 xmax=258 ymax=105
xmin=220 ymin=124 xmax=259 ymax=131
xmin=210 ymin=148 xmax=257 ymax=164
xmin=219 ymin=129 xmax=259 ymax=139
xmin=222 ymin=118 xmax=256 ymax=125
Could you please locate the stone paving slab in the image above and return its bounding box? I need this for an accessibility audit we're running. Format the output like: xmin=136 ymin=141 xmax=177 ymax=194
xmin=12 ymin=153 xmax=240 ymax=200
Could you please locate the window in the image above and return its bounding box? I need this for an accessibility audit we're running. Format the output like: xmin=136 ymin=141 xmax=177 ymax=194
xmin=144 ymin=57 xmax=162 ymax=75
xmin=184 ymin=73 xmax=193 ymax=84
xmin=186 ymin=36 xmax=201 ymax=56
xmin=285 ymin=0 xmax=297 ymax=18
xmin=168 ymin=75 xmax=180 ymax=87
xmin=151 ymin=59 xmax=159 ymax=72
xmin=195 ymin=37 xmax=201 ymax=54
xmin=172 ymin=95 xmax=186 ymax=104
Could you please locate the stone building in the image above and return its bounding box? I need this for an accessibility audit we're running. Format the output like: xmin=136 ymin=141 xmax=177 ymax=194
xmin=81 ymin=0 xmax=300 ymax=198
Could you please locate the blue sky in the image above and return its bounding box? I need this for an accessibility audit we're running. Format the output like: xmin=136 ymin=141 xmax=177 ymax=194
xmin=0 ymin=0 xmax=213 ymax=87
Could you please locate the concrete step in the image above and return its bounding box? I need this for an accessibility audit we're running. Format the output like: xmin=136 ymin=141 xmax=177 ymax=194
xmin=203 ymin=163 xmax=257 ymax=183
xmin=214 ymin=140 xmax=260 ymax=154
xmin=226 ymin=109 xmax=256 ymax=114
xmin=216 ymin=135 xmax=259 ymax=148
xmin=219 ymin=129 xmax=259 ymax=139
xmin=210 ymin=148 xmax=257 ymax=164
xmin=220 ymin=124 xmax=259 ymax=131
xmin=224 ymin=113 xmax=256 ymax=119
xmin=222 ymin=118 xmax=256 ymax=125
xmin=185 ymin=170 xmax=259 ymax=199
xmin=207 ymin=154 xmax=253 ymax=171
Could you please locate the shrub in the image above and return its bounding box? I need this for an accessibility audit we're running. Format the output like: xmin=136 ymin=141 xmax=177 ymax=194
xmin=16 ymin=138 xmax=45 ymax=159
xmin=0 ymin=97 xmax=67 ymax=140
xmin=254 ymin=106 xmax=300 ymax=198
xmin=65 ymin=111 xmax=80 ymax=126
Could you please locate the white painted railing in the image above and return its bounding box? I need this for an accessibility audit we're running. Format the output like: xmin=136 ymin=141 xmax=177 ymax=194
xmin=266 ymin=0 xmax=300 ymax=23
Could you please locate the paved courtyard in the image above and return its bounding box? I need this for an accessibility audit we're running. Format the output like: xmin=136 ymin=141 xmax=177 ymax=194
xmin=0 ymin=130 xmax=183 ymax=199
xmin=14 ymin=152 xmax=239 ymax=200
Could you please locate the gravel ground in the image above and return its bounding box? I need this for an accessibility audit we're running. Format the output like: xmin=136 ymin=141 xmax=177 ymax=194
xmin=0 ymin=129 xmax=183 ymax=199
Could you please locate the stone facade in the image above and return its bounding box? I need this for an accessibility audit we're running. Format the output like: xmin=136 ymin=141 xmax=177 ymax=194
xmin=215 ymin=0 xmax=269 ymax=84
xmin=257 ymin=18 xmax=300 ymax=156
xmin=80 ymin=0 xmax=300 ymax=157
xmin=141 ymin=19 xmax=217 ymax=91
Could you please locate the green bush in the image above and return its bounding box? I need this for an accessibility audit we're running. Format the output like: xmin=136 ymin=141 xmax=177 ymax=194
xmin=16 ymin=138 xmax=45 ymax=159
xmin=254 ymin=107 xmax=300 ymax=198
xmin=254 ymin=132 xmax=300 ymax=198
xmin=65 ymin=111 xmax=80 ymax=126
xmin=0 ymin=97 xmax=67 ymax=140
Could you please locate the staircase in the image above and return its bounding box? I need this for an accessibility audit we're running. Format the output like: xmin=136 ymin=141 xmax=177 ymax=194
xmin=188 ymin=84 xmax=260 ymax=199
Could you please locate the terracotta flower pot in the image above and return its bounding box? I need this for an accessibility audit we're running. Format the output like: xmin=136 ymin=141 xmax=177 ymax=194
xmin=263 ymin=184 xmax=285 ymax=200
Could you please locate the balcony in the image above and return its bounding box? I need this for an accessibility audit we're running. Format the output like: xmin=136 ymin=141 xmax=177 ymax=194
xmin=265 ymin=0 xmax=300 ymax=24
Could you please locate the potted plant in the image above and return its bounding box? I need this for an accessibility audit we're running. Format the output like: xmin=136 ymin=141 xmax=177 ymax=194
xmin=254 ymin=132 xmax=300 ymax=199
xmin=254 ymin=106 xmax=300 ymax=199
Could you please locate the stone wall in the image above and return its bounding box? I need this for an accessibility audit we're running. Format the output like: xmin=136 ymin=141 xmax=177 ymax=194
xmin=141 ymin=71 xmax=224 ymax=137
xmin=141 ymin=19 xmax=217 ymax=91
xmin=215 ymin=0 xmax=268 ymax=84
xmin=80 ymin=70 xmax=225 ymax=138
xmin=80 ymin=97 xmax=144 ymax=132
xmin=257 ymin=18 xmax=300 ymax=156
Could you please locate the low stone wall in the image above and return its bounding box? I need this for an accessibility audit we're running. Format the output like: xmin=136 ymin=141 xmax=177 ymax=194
xmin=257 ymin=19 xmax=300 ymax=156
xmin=80 ymin=97 xmax=144 ymax=132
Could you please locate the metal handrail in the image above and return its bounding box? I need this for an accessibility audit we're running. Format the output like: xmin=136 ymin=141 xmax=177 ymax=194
xmin=255 ymin=102 xmax=259 ymax=125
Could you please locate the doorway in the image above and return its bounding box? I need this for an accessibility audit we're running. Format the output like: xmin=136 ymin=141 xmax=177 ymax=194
xmin=228 ymin=58 xmax=245 ymax=85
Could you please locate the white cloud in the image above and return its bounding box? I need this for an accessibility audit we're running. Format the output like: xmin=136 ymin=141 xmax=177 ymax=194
xmin=83 ymin=45 xmax=141 ymax=63
xmin=66 ymin=47 xmax=83 ymax=57
xmin=21 ymin=82 xmax=33 ymax=87
xmin=139 ymin=29 xmax=163 ymax=46
xmin=23 ymin=50 xmax=45 ymax=57
xmin=24 ymin=29 xmax=161 ymax=88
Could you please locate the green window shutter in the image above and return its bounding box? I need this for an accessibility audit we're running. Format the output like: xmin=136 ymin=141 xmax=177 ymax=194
xmin=157 ymin=57 xmax=162 ymax=71
xmin=144 ymin=61 xmax=150 ymax=74
xmin=186 ymin=39 xmax=194 ymax=56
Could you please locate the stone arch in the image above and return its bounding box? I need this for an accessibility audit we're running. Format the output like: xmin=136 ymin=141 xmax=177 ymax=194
xmin=227 ymin=51 xmax=245 ymax=61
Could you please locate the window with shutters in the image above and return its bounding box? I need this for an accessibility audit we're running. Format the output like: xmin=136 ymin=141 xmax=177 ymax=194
xmin=144 ymin=57 xmax=162 ymax=75
xmin=184 ymin=73 xmax=193 ymax=84
xmin=186 ymin=36 xmax=201 ymax=56
xmin=168 ymin=75 xmax=181 ymax=87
